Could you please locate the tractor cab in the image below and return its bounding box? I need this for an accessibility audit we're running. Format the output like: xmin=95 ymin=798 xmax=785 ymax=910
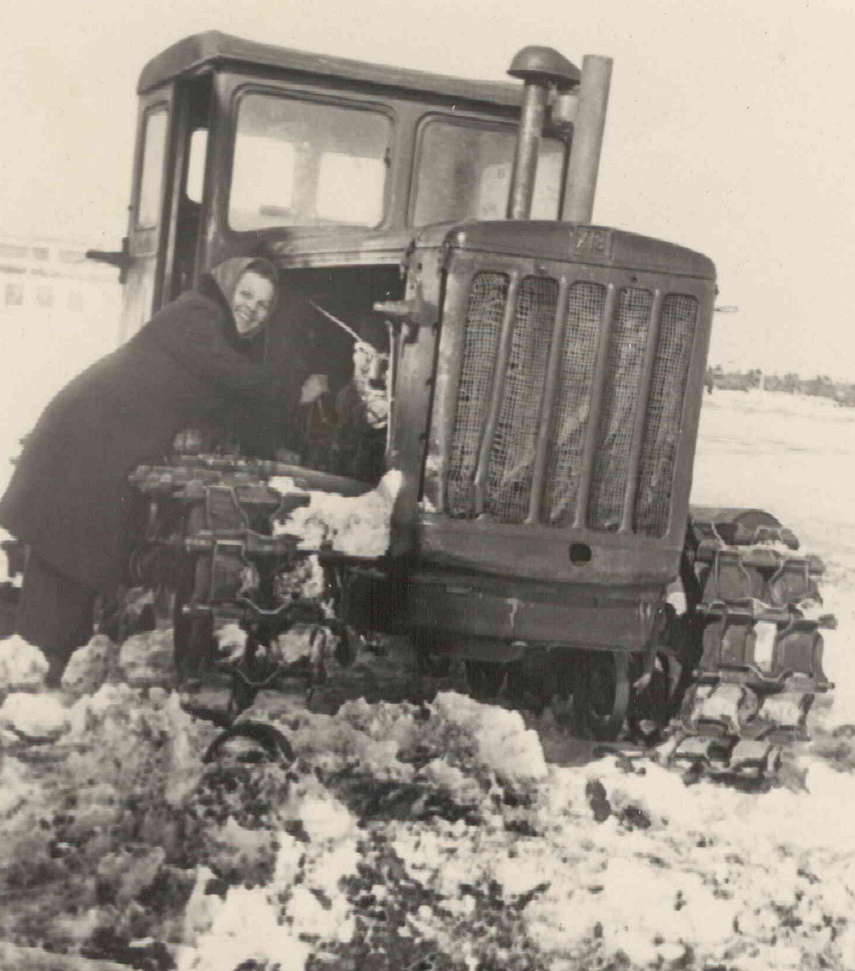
xmin=91 ymin=32 xmax=590 ymax=444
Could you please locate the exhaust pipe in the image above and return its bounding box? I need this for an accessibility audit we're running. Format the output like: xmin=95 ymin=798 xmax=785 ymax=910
xmin=506 ymin=46 xmax=579 ymax=220
xmin=561 ymin=55 xmax=613 ymax=224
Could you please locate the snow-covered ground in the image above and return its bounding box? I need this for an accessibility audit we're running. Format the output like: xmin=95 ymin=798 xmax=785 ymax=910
xmin=694 ymin=389 xmax=855 ymax=576
xmin=2 ymin=388 xmax=855 ymax=970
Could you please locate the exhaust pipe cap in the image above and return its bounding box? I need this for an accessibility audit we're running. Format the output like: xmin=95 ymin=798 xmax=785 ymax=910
xmin=508 ymin=46 xmax=580 ymax=89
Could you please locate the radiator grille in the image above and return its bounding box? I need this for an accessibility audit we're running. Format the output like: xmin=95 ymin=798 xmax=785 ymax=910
xmin=444 ymin=270 xmax=699 ymax=537
xmin=485 ymin=276 xmax=558 ymax=522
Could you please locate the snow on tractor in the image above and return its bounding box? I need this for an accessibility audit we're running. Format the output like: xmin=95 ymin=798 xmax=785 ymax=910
xmin=48 ymin=33 xmax=837 ymax=779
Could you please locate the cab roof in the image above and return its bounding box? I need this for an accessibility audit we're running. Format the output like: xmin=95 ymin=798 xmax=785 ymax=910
xmin=137 ymin=31 xmax=564 ymax=107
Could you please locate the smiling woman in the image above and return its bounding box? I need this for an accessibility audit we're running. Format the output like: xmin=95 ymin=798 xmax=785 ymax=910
xmin=0 ymin=255 xmax=301 ymax=682
xmin=232 ymin=272 xmax=275 ymax=335
xmin=211 ymin=258 xmax=279 ymax=337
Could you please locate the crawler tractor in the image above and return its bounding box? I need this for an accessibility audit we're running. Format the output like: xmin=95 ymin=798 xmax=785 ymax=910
xmin=37 ymin=34 xmax=838 ymax=777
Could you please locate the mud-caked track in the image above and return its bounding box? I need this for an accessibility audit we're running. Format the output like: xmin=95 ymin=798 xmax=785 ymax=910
xmin=660 ymin=510 xmax=835 ymax=782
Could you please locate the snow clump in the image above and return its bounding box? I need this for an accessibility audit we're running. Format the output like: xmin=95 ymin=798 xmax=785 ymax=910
xmin=271 ymin=470 xmax=403 ymax=557
xmin=6 ymin=668 xmax=855 ymax=969
xmin=0 ymin=633 xmax=48 ymax=691
xmin=0 ymin=690 xmax=68 ymax=740
xmin=60 ymin=633 xmax=117 ymax=695
xmin=118 ymin=627 xmax=178 ymax=687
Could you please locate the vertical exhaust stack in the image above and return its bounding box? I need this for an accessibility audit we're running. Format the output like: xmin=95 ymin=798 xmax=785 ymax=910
xmin=561 ymin=55 xmax=613 ymax=224
xmin=506 ymin=46 xmax=580 ymax=220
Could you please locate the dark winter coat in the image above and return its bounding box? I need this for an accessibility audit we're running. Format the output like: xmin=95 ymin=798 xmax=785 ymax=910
xmin=0 ymin=266 xmax=298 ymax=594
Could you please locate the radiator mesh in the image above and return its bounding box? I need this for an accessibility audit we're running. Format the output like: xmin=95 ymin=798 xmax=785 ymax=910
xmin=634 ymin=293 xmax=699 ymax=535
xmin=544 ymin=282 xmax=606 ymax=524
xmin=446 ymin=272 xmax=508 ymax=516
xmin=587 ymin=288 xmax=654 ymax=531
xmin=484 ymin=276 xmax=558 ymax=521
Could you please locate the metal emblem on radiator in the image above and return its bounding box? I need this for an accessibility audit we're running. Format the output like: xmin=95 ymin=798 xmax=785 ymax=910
xmin=572 ymin=227 xmax=612 ymax=259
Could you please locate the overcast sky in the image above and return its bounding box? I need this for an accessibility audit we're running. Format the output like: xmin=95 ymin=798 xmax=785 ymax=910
xmin=2 ymin=0 xmax=854 ymax=377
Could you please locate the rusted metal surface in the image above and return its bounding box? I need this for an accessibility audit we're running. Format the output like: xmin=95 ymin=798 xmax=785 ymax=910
xmin=381 ymin=230 xmax=445 ymax=551
xmin=444 ymin=221 xmax=716 ymax=277
xmin=401 ymin=570 xmax=663 ymax=649
xmin=414 ymin=223 xmax=715 ymax=580
xmin=129 ymin=456 xmax=371 ymax=498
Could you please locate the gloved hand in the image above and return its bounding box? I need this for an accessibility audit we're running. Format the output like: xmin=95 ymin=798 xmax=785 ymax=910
xmin=351 ymin=342 xmax=389 ymax=428
xmin=352 ymin=341 xmax=388 ymax=387
xmin=360 ymin=387 xmax=389 ymax=428
xmin=300 ymin=373 xmax=329 ymax=405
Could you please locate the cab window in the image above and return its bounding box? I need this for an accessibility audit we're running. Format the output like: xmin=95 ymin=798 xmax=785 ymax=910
xmin=136 ymin=106 xmax=169 ymax=229
xmin=185 ymin=128 xmax=208 ymax=203
xmin=228 ymin=93 xmax=392 ymax=231
xmin=412 ymin=118 xmax=567 ymax=226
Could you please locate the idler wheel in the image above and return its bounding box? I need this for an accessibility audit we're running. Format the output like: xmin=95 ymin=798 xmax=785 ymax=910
xmin=573 ymin=651 xmax=631 ymax=740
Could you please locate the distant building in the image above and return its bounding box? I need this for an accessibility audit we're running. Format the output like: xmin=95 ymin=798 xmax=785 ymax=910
xmin=0 ymin=233 xmax=121 ymax=324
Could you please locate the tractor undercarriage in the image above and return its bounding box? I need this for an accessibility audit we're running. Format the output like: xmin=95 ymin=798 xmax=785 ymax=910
xmin=119 ymin=457 xmax=835 ymax=787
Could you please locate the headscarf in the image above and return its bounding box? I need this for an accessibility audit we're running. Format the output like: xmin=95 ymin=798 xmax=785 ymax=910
xmin=209 ymin=256 xmax=280 ymax=312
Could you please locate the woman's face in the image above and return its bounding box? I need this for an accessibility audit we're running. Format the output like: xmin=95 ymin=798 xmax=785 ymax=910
xmin=231 ymin=271 xmax=276 ymax=336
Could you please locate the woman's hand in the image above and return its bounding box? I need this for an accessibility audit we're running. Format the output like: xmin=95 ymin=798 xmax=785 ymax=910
xmin=300 ymin=373 xmax=329 ymax=405
xmin=350 ymin=343 xmax=389 ymax=428
xmin=361 ymin=389 xmax=389 ymax=428
xmin=353 ymin=342 xmax=388 ymax=386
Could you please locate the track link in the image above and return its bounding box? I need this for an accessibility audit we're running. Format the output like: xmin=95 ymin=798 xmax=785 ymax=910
xmin=663 ymin=514 xmax=836 ymax=782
